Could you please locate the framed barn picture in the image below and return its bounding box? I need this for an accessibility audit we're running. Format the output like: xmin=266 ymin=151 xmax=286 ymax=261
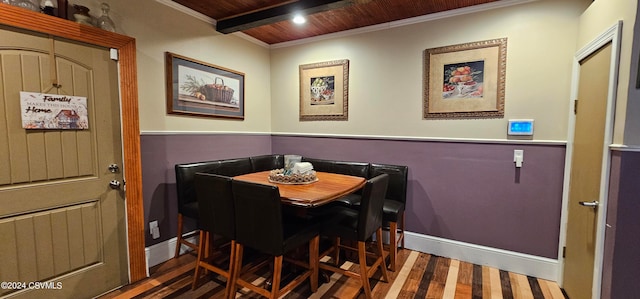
xmin=166 ymin=52 xmax=244 ymax=119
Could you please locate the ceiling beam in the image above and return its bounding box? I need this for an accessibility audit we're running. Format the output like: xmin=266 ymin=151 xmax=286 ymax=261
xmin=216 ymin=0 xmax=355 ymax=34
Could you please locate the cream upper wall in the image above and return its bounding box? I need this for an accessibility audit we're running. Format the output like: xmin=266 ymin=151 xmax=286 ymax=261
xmin=73 ymin=0 xmax=273 ymax=133
xmin=577 ymin=0 xmax=638 ymax=145
xmin=68 ymin=0 xmax=633 ymax=141
xmin=270 ymin=0 xmax=588 ymax=141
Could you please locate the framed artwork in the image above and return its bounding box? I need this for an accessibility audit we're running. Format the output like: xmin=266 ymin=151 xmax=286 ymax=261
xmin=299 ymin=59 xmax=349 ymax=121
xmin=423 ymin=38 xmax=507 ymax=119
xmin=166 ymin=52 xmax=244 ymax=119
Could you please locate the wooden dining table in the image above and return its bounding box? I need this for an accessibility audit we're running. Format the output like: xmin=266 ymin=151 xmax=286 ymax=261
xmin=234 ymin=170 xmax=365 ymax=288
xmin=233 ymin=171 xmax=366 ymax=207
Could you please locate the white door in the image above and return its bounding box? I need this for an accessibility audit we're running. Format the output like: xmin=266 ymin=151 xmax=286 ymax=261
xmin=0 ymin=27 xmax=128 ymax=298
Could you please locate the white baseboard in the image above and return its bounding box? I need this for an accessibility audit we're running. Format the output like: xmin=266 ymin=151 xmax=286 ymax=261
xmin=145 ymin=231 xmax=199 ymax=269
xmin=144 ymin=230 xmax=558 ymax=282
xmin=403 ymin=231 xmax=559 ymax=281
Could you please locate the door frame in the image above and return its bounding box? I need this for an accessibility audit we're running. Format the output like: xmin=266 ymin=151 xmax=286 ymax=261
xmin=558 ymin=21 xmax=622 ymax=297
xmin=0 ymin=4 xmax=147 ymax=282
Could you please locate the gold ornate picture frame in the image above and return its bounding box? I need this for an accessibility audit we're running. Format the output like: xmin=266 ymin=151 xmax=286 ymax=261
xmin=299 ymin=59 xmax=349 ymax=121
xmin=423 ymin=38 xmax=507 ymax=119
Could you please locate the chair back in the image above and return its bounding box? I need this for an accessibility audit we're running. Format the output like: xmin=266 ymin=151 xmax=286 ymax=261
xmin=194 ymin=173 xmax=235 ymax=240
xmin=357 ymin=174 xmax=389 ymax=241
xmin=369 ymin=163 xmax=408 ymax=204
xmin=175 ymin=161 xmax=222 ymax=216
xmin=232 ymin=180 xmax=284 ymax=256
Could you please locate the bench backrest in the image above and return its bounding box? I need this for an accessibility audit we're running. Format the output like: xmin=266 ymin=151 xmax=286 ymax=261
xmin=369 ymin=163 xmax=409 ymax=204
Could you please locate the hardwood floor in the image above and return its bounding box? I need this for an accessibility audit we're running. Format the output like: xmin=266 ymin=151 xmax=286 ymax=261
xmin=98 ymin=248 xmax=566 ymax=299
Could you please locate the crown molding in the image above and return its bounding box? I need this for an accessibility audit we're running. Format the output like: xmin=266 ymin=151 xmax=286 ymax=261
xmin=155 ymin=0 xmax=215 ymax=25
xmin=233 ymin=32 xmax=270 ymax=48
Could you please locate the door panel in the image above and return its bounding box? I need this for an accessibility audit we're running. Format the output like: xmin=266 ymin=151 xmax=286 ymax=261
xmin=0 ymin=202 xmax=101 ymax=280
xmin=0 ymin=26 xmax=127 ymax=298
xmin=562 ymin=42 xmax=612 ymax=299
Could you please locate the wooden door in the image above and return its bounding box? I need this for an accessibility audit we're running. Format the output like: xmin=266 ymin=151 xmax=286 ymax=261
xmin=0 ymin=27 xmax=127 ymax=298
xmin=562 ymin=42 xmax=612 ymax=299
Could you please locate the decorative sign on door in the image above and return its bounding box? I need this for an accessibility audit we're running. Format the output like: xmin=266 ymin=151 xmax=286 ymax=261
xmin=20 ymin=92 xmax=88 ymax=129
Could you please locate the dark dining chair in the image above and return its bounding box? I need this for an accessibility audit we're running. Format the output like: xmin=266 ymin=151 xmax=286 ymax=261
xmin=326 ymin=164 xmax=408 ymax=272
xmin=174 ymin=163 xmax=215 ymax=258
xmin=228 ymin=180 xmax=320 ymax=299
xmin=318 ymin=173 xmax=390 ymax=299
xmin=173 ymin=159 xmax=253 ymax=258
xmin=191 ymin=173 xmax=236 ymax=297
xmin=369 ymin=163 xmax=408 ymax=271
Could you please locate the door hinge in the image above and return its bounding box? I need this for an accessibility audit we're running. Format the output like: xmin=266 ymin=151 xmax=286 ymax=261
xmin=574 ymin=99 xmax=578 ymax=114
xmin=562 ymin=246 xmax=566 ymax=258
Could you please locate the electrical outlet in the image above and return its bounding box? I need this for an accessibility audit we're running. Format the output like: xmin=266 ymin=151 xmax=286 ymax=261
xmin=149 ymin=220 xmax=160 ymax=239
xmin=514 ymin=149 xmax=524 ymax=168
xmin=149 ymin=220 xmax=158 ymax=231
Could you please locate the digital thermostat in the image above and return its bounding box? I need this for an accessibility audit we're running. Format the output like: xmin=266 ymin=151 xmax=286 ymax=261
xmin=508 ymin=119 xmax=534 ymax=136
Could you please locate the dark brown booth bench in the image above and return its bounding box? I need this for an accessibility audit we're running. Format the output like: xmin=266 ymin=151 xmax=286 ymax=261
xmin=174 ymin=154 xmax=408 ymax=271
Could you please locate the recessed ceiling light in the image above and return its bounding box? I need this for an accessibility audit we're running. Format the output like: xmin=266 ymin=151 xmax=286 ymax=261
xmin=292 ymin=15 xmax=306 ymax=24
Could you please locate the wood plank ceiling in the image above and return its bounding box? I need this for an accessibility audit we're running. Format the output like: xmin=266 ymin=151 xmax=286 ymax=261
xmin=171 ymin=0 xmax=500 ymax=44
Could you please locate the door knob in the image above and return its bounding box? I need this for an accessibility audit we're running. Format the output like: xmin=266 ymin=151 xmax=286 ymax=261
xmin=109 ymin=180 xmax=121 ymax=189
xmin=579 ymin=201 xmax=599 ymax=208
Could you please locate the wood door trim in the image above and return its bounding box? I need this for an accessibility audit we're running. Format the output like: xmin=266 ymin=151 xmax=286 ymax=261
xmin=0 ymin=4 xmax=146 ymax=282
